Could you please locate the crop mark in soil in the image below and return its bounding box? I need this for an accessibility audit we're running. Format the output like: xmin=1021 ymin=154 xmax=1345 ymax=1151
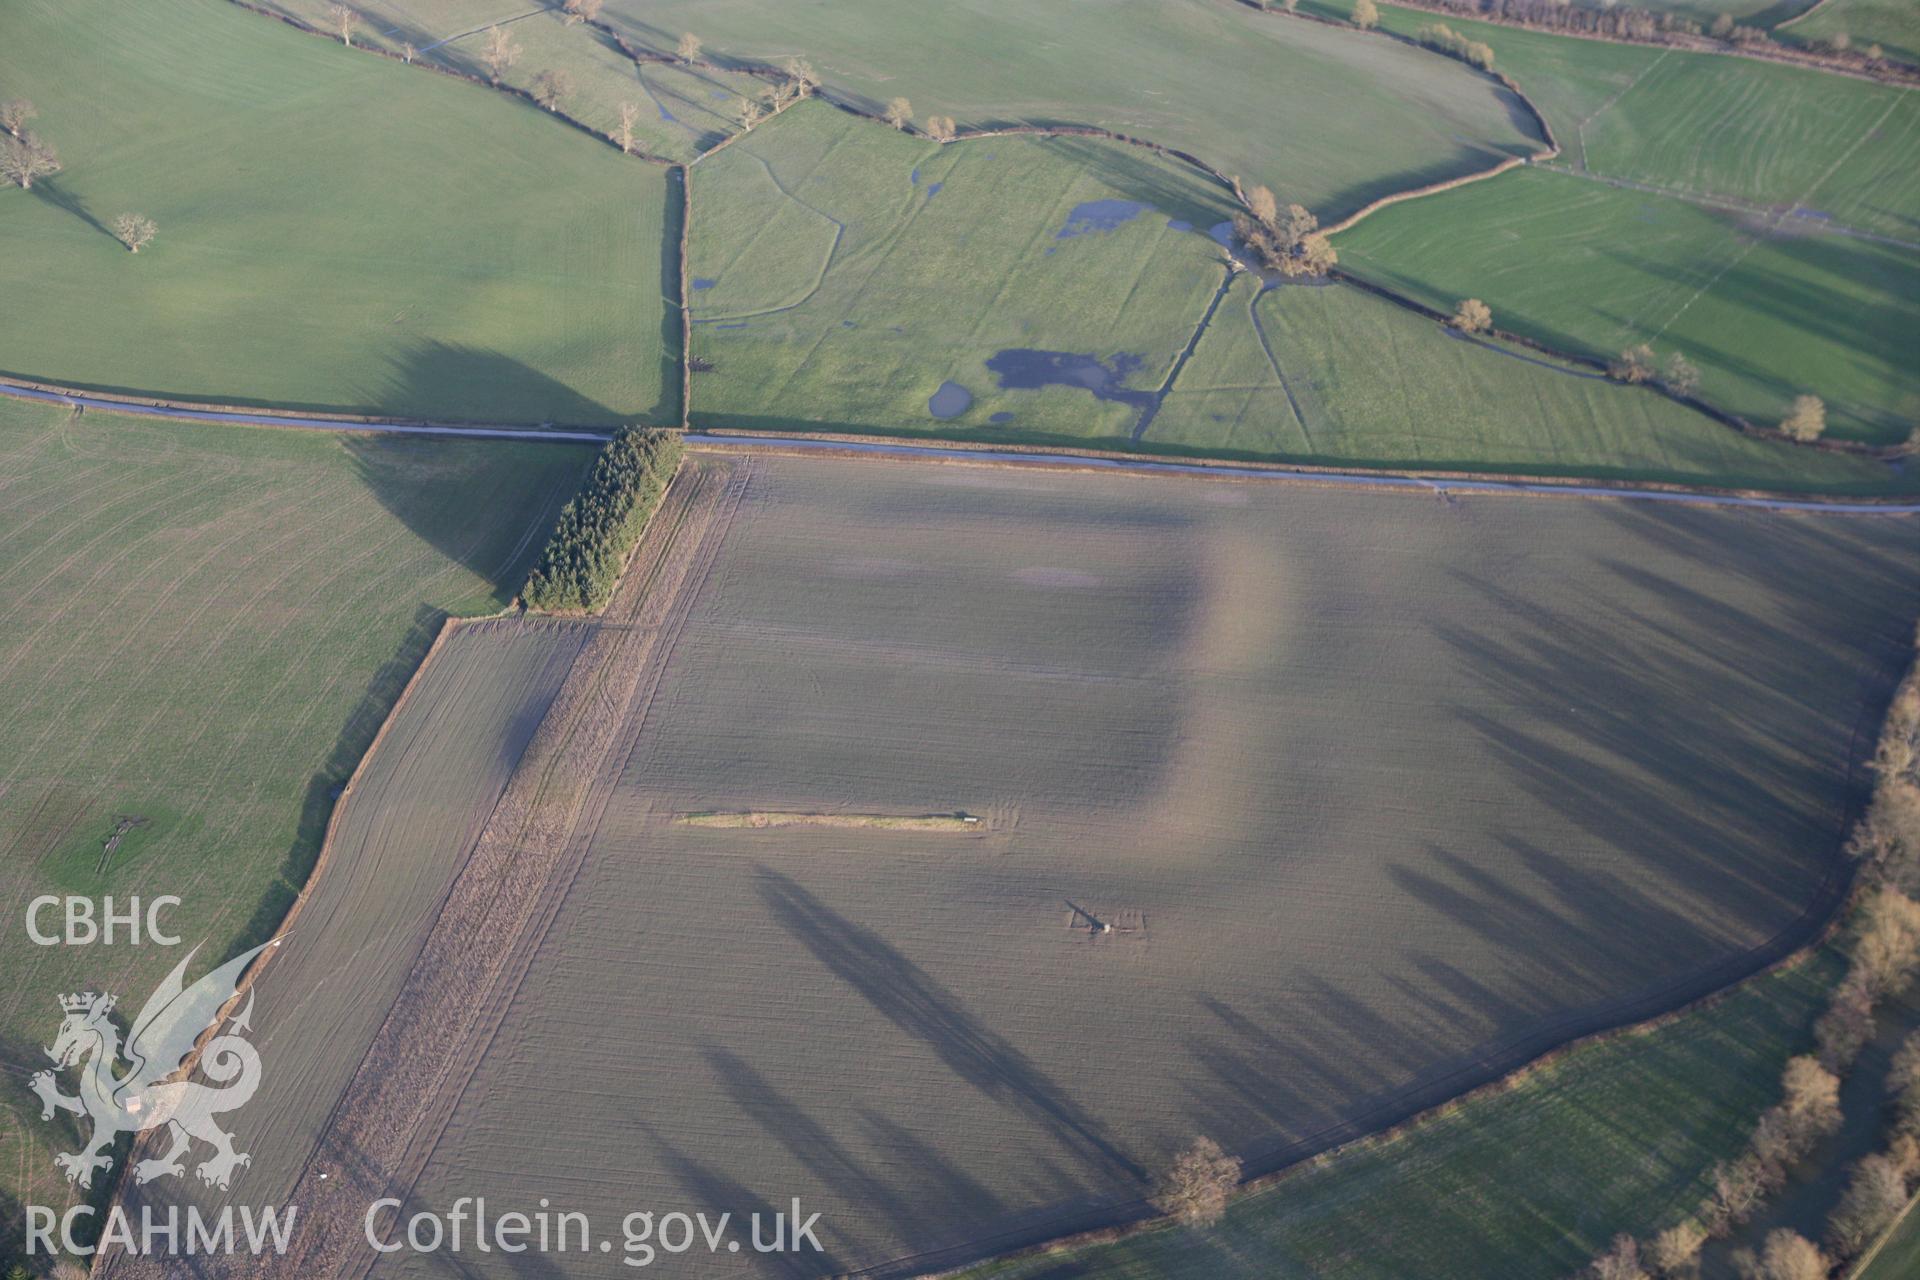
xmin=96 ymin=814 xmax=148 ymax=875
xmin=677 ymin=811 xmax=985 ymax=832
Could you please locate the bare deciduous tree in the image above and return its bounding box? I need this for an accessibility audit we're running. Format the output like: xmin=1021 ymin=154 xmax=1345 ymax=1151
xmin=1755 ymin=1230 xmax=1826 ymax=1280
xmin=0 ymin=131 xmax=60 ymax=190
xmin=1781 ymin=1056 xmax=1843 ymax=1129
xmin=1779 ymin=393 xmax=1826 ymax=442
xmin=884 ymin=96 xmax=912 ymax=130
xmin=1648 ymin=1221 xmax=1707 ymax=1275
xmin=782 ymin=57 xmax=819 ymax=95
xmin=1588 ymin=1233 xmax=1649 ymax=1280
xmin=736 ymin=96 xmax=764 ymax=129
xmin=1826 ymin=1154 xmax=1908 ymax=1258
xmin=1151 ymin=1136 xmax=1241 ymax=1228
xmin=326 ymin=3 xmax=359 ymax=46
xmin=677 ymin=31 xmax=702 ymax=64
xmin=1451 ymin=298 xmax=1492 ymax=333
xmin=1609 ymin=343 xmax=1656 ymax=384
xmin=925 ymin=114 xmax=957 ymax=142
xmin=401 ymin=41 xmax=417 ymax=64
xmin=618 ymin=100 xmax=640 ymax=154
xmin=531 ymin=68 xmax=574 ymax=110
xmin=562 ymin=0 xmax=603 ymax=25
xmin=482 ymin=25 xmax=522 ymax=85
xmin=1661 ymin=352 xmax=1699 ymax=397
xmin=1247 ymin=183 xmax=1279 ymax=227
xmin=0 ymin=98 xmax=36 ymax=139
xmin=1353 ymin=0 xmax=1380 ymax=29
xmin=112 ymin=212 xmax=157 ymax=253
xmin=1814 ymin=981 xmax=1875 ymax=1071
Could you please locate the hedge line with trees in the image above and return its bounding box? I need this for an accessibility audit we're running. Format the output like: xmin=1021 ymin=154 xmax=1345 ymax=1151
xmin=1573 ymin=636 xmax=1920 ymax=1278
xmin=521 ymin=427 xmax=683 ymax=614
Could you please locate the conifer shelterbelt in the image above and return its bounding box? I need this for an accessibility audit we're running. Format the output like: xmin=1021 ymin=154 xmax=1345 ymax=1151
xmin=522 ymin=427 xmax=684 ymax=613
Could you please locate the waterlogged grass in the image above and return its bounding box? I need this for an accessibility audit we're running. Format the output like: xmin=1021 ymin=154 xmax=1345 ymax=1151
xmin=954 ymin=953 xmax=1843 ymax=1280
xmin=688 ymin=102 xmax=1232 ymax=442
xmin=607 ymin=0 xmax=1542 ymax=218
xmin=0 ymin=0 xmax=677 ymax=424
xmin=1145 ymin=276 xmax=1902 ymax=489
xmin=0 ymin=397 xmax=588 ymax=1243
xmin=1336 ymin=165 xmax=1920 ymax=443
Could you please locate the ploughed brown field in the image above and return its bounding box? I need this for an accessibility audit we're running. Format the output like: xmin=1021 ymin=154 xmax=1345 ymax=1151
xmin=106 ymin=453 xmax=1920 ymax=1278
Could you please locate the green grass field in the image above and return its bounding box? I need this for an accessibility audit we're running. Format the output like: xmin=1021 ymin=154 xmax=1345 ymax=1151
xmin=1859 ymin=1196 xmax=1920 ymax=1279
xmin=608 ymin=0 xmax=1542 ymax=220
xmin=245 ymin=0 xmax=768 ymax=162
xmin=0 ymin=397 xmax=588 ymax=1243
xmin=687 ymin=101 xmax=1233 ymax=442
xmin=0 ymin=0 xmax=677 ymax=425
xmin=954 ymin=953 xmax=1842 ymax=1280
xmin=1314 ymin=3 xmax=1919 ymax=235
xmin=1145 ymin=276 xmax=1902 ymax=489
xmin=1785 ymin=0 xmax=1920 ymax=65
xmin=1336 ymin=165 xmax=1920 ymax=443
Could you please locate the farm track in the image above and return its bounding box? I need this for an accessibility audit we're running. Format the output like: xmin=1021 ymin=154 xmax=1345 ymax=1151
xmin=96 ymin=458 xmax=750 ymax=1280
xmin=4 ymin=378 xmax=1913 ymax=513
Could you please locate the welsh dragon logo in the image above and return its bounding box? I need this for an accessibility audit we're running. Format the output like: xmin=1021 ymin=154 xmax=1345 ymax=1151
xmin=29 ymin=939 xmax=278 ymax=1191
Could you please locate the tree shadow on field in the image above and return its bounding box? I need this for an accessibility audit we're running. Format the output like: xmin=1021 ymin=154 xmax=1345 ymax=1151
xmin=1038 ymin=138 xmax=1234 ymax=231
xmin=214 ymin=603 xmax=444 ymax=970
xmin=31 ymin=176 xmax=116 ymax=242
xmin=373 ymin=339 xmax=638 ymax=428
xmin=338 ymin=428 xmax=583 ymax=599
xmin=755 ymin=870 xmax=1142 ymax=1186
xmin=634 ymin=1119 xmax=846 ymax=1278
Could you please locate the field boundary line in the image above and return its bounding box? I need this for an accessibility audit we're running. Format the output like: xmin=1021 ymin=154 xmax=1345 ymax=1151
xmin=683 ymin=433 xmax=1920 ymax=513
xmin=1848 ymin=1187 xmax=1920 ymax=1276
xmin=1342 ymin=0 xmax=1920 ymax=85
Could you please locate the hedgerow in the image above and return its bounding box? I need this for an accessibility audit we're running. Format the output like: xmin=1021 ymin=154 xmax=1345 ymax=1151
xmin=522 ymin=427 xmax=683 ymax=613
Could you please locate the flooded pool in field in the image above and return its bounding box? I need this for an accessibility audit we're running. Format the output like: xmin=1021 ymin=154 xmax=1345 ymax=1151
xmin=928 ymin=381 xmax=973 ymax=420
xmin=985 ymin=350 xmax=1152 ymax=411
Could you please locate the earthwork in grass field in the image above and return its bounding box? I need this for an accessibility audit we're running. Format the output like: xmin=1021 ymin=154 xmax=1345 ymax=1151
xmin=0 ymin=0 xmax=678 ymax=425
xmin=686 ymin=102 xmax=1235 ymax=443
xmin=0 ymin=396 xmax=589 ymax=1251
xmin=608 ymin=0 xmax=1543 ymax=217
xmin=110 ymin=452 xmax=1920 ymax=1278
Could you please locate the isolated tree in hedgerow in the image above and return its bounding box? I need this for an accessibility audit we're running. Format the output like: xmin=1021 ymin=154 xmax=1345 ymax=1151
xmin=1826 ymin=1153 xmax=1908 ymax=1258
xmin=735 ymin=96 xmax=765 ymax=129
xmin=783 ymin=57 xmax=819 ymax=96
xmin=1648 ymin=1221 xmax=1707 ymax=1276
xmin=925 ymin=114 xmax=957 ymax=142
xmin=1779 ymin=393 xmax=1826 ymax=442
xmin=1353 ymin=0 xmax=1380 ymax=30
xmin=1151 ymin=1136 xmax=1242 ymax=1228
xmin=1710 ymin=12 xmax=1734 ymax=38
xmin=562 ymin=0 xmax=603 ymax=25
xmin=113 ymin=212 xmax=157 ymax=253
xmin=617 ymin=100 xmax=641 ymax=154
xmin=0 ymin=131 xmax=60 ymax=190
xmin=401 ymin=41 xmax=417 ymax=64
xmin=1587 ymin=1234 xmax=1649 ymax=1280
xmin=677 ymin=31 xmax=702 ymax=64
xmin=531 ymin=68 xmax=574 ymax=111
xmin=1609 ymin=343 xmax=1656 ymax=384
xmin=1450 ymin=298 xmax=1492 ymax=334
xmin=1246 ymin=182 xmax=1279 ymax=228
xmin=326 ymin=2 xmax=358 ymax=46
xmin=0 ymin=98 xmax=35 ymax=139
xmin=482 ymin=25 xmax=522 ymax=85
xmin=884 ymin=96 xmax=913 ymax=130
xmin=1756 ymin=1230 xmax=1827 ymax=1280
xmin=1661 ymin=352 xmax=1700 ymax=398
